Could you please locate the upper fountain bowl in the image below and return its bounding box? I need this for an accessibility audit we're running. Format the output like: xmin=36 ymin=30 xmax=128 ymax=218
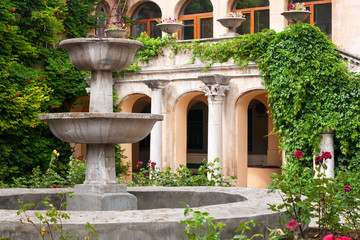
xmin=59 ymin=38 xmax=144 ymax=72
xmin=38 ymin=113 xmax=163 ymax=144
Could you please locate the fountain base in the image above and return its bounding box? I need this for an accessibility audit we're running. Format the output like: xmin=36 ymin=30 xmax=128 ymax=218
xmin=66 ymin=184 xmax=137 ymax=211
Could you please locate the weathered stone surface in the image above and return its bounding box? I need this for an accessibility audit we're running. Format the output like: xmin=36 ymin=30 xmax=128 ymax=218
xmin=66 ymin=192 xmax=137 ymax=211
xmin=59 ymin=38 xmax=143 ymax=71
xmin=0 ymin=187 xmax=286 ymax=239
xmin=38 ymin=112 xmax=163 ymax=144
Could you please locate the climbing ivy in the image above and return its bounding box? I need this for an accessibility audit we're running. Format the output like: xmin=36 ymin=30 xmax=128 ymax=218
xmin=125 ymin=24 xmax=360 ymax=172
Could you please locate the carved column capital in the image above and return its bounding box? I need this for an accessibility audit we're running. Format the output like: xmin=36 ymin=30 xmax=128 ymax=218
xmin=200 ymin=84 xmax=230 ymax=101
xmin=198 ymin=74 xmax=231 ymax=101
xmin=144 ymin=79 xmax=170 ymax=90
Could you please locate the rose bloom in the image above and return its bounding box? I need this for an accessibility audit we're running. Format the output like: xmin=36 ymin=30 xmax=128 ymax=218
xmin=323 ymin=234 xmax=352 ymax=240
xmin=322 ymin=151 xmax=332 ymax=160
xmin=293 ymin=150 xmax=303 ymax=159
xmin=137 ymin=161 xmax=143 ymax=166
xmin=286 ymin=220 xmax=299 ymax=231
xmin=315 ymin=156 xmax=323 ymax=166
xmin=344 ymin=185 xmax=352 ymax=193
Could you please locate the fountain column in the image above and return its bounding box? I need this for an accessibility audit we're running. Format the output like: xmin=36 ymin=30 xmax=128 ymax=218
xmin=199 ymin=74 xmax=230 ymax=174
xmin=85 ymin=70 xmax=117 ymax=184
xmin=144 ymin=80 xmax=170 ymax=171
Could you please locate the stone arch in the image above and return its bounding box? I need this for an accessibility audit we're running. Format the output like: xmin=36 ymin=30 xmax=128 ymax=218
xmin=172 ymin=91 xmax=208 ymax=171
xmin=235 ymin=89 xmax=281 ymax=188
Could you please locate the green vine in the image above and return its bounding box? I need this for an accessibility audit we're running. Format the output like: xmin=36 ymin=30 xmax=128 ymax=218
xmin=125 ymin=24 xmax=360 ymax=172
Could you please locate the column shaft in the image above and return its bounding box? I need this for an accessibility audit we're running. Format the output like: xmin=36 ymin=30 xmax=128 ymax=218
xmin=150 ymin=89 xmax=163 ymax=170
xmin=89 ymin=71 xmax=113 ymax=113
xmin=85 ymin=144 xmax=117 ymax=184
xmin=208 ymin=99 xmax=223 ymax=169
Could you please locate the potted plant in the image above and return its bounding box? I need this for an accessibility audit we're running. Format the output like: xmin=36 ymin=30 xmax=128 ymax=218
xmin=217 ymin=12 xmax=246 ymax=37
xmin=281 ymin=2 xmax=311 ymax=24
xmin=156 ymin=18 xmax=184 ymax=35
xmin=105 ymin=20 xmax=128 ymax=38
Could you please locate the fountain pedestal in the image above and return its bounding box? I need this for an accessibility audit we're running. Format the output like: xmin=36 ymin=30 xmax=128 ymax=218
xmin=39 ymin=38 xmax=162 ymax=211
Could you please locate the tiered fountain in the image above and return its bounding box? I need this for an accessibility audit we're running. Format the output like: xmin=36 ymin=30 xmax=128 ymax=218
xmin=38 ymin=38 xmax=163 ymax=211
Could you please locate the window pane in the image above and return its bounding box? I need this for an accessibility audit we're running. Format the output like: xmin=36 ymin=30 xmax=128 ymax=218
xmin=200 ymin=18 xmax=213 ymax=38
xmin=150 ymin=21 xmax=162 ymax=38
xmin=133 ymin=3 xmax=161 ymax=20
xmin=182 ymin=0 xmax=213 ymax=15
xmin=95 ymin=5 xmax=106 ymax=36
xmin=236 ymin=13 xmax=251 ymax=34
xmin=234 ymin=0 xmax=269 ymax=9
xmin=182 ymin=20 xmax=194 ymax=40
xmin=314 ymin=3 xmax=331 ymax=36
xmin=254 ymin=9 xmax=269 ymax=33
xmin=133 ymin=23 xmax=147 ymax=38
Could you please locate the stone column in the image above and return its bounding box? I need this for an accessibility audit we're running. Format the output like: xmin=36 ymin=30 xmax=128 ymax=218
xmin=269 ymin=0 xmax=288 ymax=32
xmin=144 ymin=80 xmax=170 ymax=171
xmin=318 ymin=130 xmax=335 ymax=178
xmin=199 ymin=74 xmax=230 ymax=174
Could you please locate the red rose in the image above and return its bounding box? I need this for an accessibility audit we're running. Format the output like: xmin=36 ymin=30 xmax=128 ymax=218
xmin=293 ymin=150 xmax=303 ymax=159
xmin=344 ymin=185 xmax=352 ymax=193
xmin=315 ymin=156 xmax=323 ymax=166
xmin=322 ymin=151 xmax=332 ymax=160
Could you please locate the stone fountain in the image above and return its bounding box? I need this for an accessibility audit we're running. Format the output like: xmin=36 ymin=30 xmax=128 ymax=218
xmin=38 ymin=38 xmax=163 ymax=211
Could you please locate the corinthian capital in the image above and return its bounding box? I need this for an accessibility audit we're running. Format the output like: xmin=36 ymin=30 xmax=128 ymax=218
xmin=198 ymin=74 xmax=230 ymax=101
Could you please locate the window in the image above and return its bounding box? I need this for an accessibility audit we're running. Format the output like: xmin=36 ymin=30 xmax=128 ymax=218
xmin=132 ymin=2 xmax=162 ymax=38
xmin=291 ymin=0 xmax=332 ymax=36
xmin=232 ymin=0 xmax=269 ymax=35
xmin=95 ymin=4 xmax=107 ymax=36
xmin=179 ymin=0 xmax=213 ymax=40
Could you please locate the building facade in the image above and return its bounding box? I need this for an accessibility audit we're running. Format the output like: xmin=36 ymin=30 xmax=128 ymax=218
xmin=73 ymin=0 xmax=360 ymax=187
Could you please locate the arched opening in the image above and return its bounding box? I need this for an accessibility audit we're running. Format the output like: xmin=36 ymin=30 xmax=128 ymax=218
xmin=179 ymin=0 xmax=213 ymax=40
xmin=131 ymin=96 xmax=151 ymax=175
xmin=247 ymin=99 xmax=268 ymax=166
xmin=119 ymin=94 xmax=151 ymax=181
xmin=235 ymin=91 xmax=281 ymax=188
xmin=231 ymin=0 xmax=269 ymax=34
xmin=186 ymin=98 xmax=208 ymax=171
xmin=173 ymin=92 xmax=208 ymax=171
xmin=132 ymin=2 xmax=162 ymax=38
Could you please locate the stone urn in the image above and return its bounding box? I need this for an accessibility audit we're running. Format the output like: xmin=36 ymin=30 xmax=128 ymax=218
xmin=217 ymin=17 xmax=246 ymax=37
xmin=105 ymin=28 xmax=127 ymax=38
xmin=39 ymin=38 xmax=163 ymax=211
xmin=281 ymin=10 xmax=311 ymax=24
xmin=156 ymin=23 xmax=184 ymax=35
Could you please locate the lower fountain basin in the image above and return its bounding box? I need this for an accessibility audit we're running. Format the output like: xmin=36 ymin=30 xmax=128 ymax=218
xmin=0 ymin=187 xmax=286 ymax=239
xmin=38 ymin=112 xmax=163 ymax=144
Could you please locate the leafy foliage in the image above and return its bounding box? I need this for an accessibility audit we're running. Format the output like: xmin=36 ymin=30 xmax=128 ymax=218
xmin=129 ymin=158 xmax=235 ymax=187
xmin=0 ymin=0 xmax=102 ymax=183
xmin=17 ymin=193 xmax=98 ymax=239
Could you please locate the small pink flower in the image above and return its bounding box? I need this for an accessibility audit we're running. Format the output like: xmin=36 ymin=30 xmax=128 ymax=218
xmin=339 ymin=236 xmax=352 ymax=240
xmin=323 ymin=235 xmax=334 ymax=240
xmin=293 ymin=150 xmax=303 ymax=159
xmin=344 ymin=185 xmax=352 ymax=193
xmin=286 ymin=220 xmax=299 ymax=231
xmin=137 ymin=161 xmax=143 ymax=166
xmin=151 ymin=161 xmax=156 ymax=170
